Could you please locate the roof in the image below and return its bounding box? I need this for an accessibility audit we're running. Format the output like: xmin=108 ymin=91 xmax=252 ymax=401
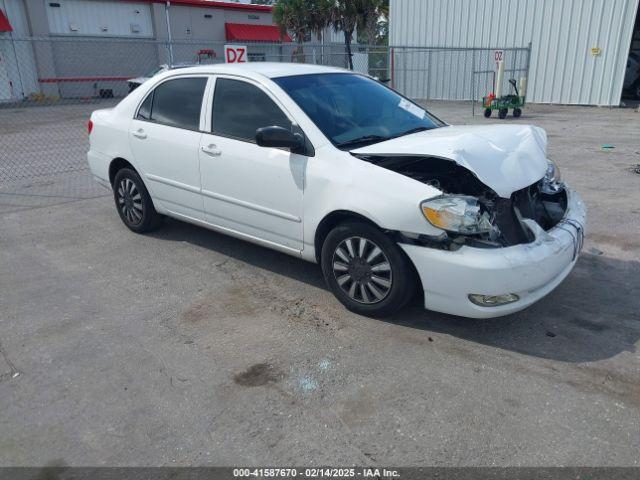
xmin=225 ymin=23 xmax=291 ymax=43
xmin=168 ymin=62 xmax=348 ymax=79
xmin=0 ymin=9 xmax=12 ymax=32
xmin=142 ymin=0 xmax=272 ymax=12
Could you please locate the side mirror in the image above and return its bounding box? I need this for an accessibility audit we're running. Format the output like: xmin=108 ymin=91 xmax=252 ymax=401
xmin=255 ymin=126 xmax=305 ymax=153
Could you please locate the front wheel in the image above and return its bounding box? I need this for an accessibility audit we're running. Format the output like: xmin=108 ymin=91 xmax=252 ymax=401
xmin=321 ymin=221 xmax=416 ymax=317
xmin=498 ymin=108 xmax=508 ymax=119
xmin=513 ymin=107 xmax=522 ymax=118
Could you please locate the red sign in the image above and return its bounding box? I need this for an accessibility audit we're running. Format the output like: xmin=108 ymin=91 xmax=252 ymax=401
xmin=225 ymin=45 xmax=247 ymax=63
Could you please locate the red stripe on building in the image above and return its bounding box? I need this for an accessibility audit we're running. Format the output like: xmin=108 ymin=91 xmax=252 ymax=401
xmin=39 ymin=76 xmax=131 ymax=83
xmin=138 ymin=0 xmax=272 ymax=12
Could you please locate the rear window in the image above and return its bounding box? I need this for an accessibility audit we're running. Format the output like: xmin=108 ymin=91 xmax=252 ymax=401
xmin=138 ymin=77 xmax=207 ymax=130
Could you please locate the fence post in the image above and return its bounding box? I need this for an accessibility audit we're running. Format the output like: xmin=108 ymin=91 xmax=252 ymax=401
xmin=427 ymin=49 xmax=431 ymax=101
xmin=164 ymin=1 xmax=174 ymax=66
xmin=8 ymin=35 xmax=25 ymax=99
xmin=525 ymin=42 xmax=532 ymax=101
xmin=365 ymin=44 xmax=370 ymax=76
xmin=390 ymin=47 xmax=394 ymax=89
xmin=471 ymin=49 xmax=476 ymax=116
xmin=403 ymin=50 xmax=407 ymax=96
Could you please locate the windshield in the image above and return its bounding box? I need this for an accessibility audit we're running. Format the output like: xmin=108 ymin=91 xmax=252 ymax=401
xmin=273 ymin=73 xmax=444 ymax=148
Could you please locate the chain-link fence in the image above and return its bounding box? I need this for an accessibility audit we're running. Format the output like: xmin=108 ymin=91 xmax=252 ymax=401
xmin=0 ymin=36 xmax=529 ymax=187
xmin=390 ymin=46 xmax=531 ymax=107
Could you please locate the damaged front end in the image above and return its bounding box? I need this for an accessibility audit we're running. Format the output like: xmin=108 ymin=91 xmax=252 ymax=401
xmin=354 ymin=154 xmax=568 ymax=250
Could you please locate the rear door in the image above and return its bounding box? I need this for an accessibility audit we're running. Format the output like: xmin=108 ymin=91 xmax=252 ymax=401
xmin=129 ymin=76 xmax=209 ymax=220
xmin=198 ymin=76 xmax=306 ymax=251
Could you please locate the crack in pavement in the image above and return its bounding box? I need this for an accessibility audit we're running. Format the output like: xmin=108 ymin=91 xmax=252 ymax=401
xmin=0 ymin=340 xmax=20 ymax=383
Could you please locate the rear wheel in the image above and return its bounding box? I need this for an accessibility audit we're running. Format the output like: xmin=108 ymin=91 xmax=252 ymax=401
xmin=321 ymin=221 xmax=416 ymax=317
xmin=113 ymin=168 xmax=162 ymax=233
xmin=484 ymin=108 xmax=492 ymax=118
xmin=513 ymin=107 xmax=522 ymax=118
xmin=498 ymin=108 xmax=508 ymax=119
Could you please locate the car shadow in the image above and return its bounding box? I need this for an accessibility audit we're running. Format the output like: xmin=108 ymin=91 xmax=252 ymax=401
xmin=150 ymin=218 xmax=639 ymax=363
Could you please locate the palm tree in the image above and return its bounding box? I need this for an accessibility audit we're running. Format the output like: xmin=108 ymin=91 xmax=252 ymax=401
xmin=273 ymin=0 xmax=310 ymax=62
xmin=332 ymin=0 xmax=381 ymax=70
xmin=331 ymin=0 xmax=356 ymax=70
xmin=359 ymin=0 xmax=385 ymax=45
xmin=307 ymin=0 xmax=333 ymax=64
xmin=308 ymin=0 xmax=333 ymax=42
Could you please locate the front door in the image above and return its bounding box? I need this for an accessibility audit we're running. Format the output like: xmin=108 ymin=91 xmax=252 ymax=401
xmin=199 ymin=76 xmax=306 ymax=251
xmin=129 ymin=76 xmax=209 ymax=220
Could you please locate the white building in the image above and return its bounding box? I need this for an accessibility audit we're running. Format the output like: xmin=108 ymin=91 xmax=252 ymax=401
xmin=0 ymin=0 xmax=354 ymax=101
xmin=390 ymin=0 xmax=640 ymax=106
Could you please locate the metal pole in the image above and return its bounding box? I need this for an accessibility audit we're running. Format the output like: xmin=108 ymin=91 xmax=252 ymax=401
xmin=165 ymin=1 xmax=174 ymax=66
xmin=471 ymin=49 xmax=476 ymax=116
xmin=525 ymin=41 xmax=532 ymax=96
xmin=390 ymin=47 xmax=394 ymax=88
xmin=427 ymin=50 xmax=431 ymax=101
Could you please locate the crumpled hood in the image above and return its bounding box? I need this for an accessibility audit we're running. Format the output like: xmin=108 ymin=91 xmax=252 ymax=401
xmin=351 ymin=124 xmax=549 ymax=198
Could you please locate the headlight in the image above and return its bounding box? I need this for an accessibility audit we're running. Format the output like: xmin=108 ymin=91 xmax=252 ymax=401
xmin=545 ymin=159 xmax=561 ymax=183
xmin=421 ymin=196 xmax=493 ymax=234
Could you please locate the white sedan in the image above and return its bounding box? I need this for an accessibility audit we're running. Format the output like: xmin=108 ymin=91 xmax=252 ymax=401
xmin=87 ymin=63 xmax=586 ymax=318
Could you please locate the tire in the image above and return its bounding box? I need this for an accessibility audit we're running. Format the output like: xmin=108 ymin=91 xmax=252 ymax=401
xmin=513 ymin=107 xmax=522 ymax=118
xmin=498 ymin=108 xmax=508 ymax=119
xmin=320 ymin=221 xmax=416 ymax=317
xmin=113 ymin=168 xmax=162 ymax=233
xmin=484 ymin=108 xmax=492 ymax=118
xmin=635 ymin=82 xmax=640 ymax=100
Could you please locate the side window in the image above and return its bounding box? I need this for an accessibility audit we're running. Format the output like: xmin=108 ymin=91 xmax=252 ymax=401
xmin=137 ymin=92 xmax=153 ymax=120
xmin=145 ymin=77 xmax=207 ymax=130
xmin=212 ymin=78 xmax=292 ymax=142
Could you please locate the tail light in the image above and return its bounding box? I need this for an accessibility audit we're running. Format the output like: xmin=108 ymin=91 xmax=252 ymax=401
xmin=87 ymin=119 xmax=93 ymax=135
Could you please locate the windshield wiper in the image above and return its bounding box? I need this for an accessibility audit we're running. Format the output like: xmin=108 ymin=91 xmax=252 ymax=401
xmin=336 ymin=135 xmax=389 ymax=149
xmin=390 ymin=126 xmax=432 ymax=139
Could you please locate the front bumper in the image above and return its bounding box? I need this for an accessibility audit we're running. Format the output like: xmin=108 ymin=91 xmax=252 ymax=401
xmin=400 ymin=187 xmax=587 ymax=318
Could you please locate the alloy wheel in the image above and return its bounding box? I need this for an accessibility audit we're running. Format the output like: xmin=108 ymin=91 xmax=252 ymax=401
xmin=332 ymin=236 xmax=392 ymax=304
xmin=117 ymin=178 xmax=144 ymax=225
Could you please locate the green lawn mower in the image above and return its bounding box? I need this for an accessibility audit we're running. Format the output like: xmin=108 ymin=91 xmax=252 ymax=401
xmin=483 ymin=79 xmax=526 ymax=119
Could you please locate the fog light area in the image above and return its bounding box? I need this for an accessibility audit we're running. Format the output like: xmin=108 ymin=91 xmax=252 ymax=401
xmin=468 ymin=293 xmax=520 ymax=307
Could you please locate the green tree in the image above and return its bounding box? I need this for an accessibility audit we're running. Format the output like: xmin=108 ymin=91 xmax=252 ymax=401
xmin=332 ymin=0 xmax=382 ymax=70
xmin=308 ymin=0 xmax=333 ymax=43
xmin=308 ymin=0 xmax=333 ymax=64
xmin=273 ymin=0 xmax=310 ymax=62
xmin=358 ymin=0 xmax=388 ymax=45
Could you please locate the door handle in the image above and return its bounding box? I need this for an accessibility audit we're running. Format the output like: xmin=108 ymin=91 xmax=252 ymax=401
xmin=201 ymin=144 xmax=222 ymax=157
xmin=132 ymin=129 xmax=147 ymax=139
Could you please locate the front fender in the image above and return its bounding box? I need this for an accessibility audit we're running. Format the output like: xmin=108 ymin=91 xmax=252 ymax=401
xmin=303 ymin=146 xmax=445 ymax=257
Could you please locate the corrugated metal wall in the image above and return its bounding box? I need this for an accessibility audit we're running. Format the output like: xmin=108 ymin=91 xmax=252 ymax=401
xmin=390 ymin=0 xmax=640 ymax=105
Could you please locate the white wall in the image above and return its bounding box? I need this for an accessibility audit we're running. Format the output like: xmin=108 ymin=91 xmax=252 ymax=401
xmin=390 ymin=0 xmax=640 ymax=105
xmin=0 ymin=0 xmax=39 ymax=100
xmin=46 ymin=0 xmax=153 ymax=37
